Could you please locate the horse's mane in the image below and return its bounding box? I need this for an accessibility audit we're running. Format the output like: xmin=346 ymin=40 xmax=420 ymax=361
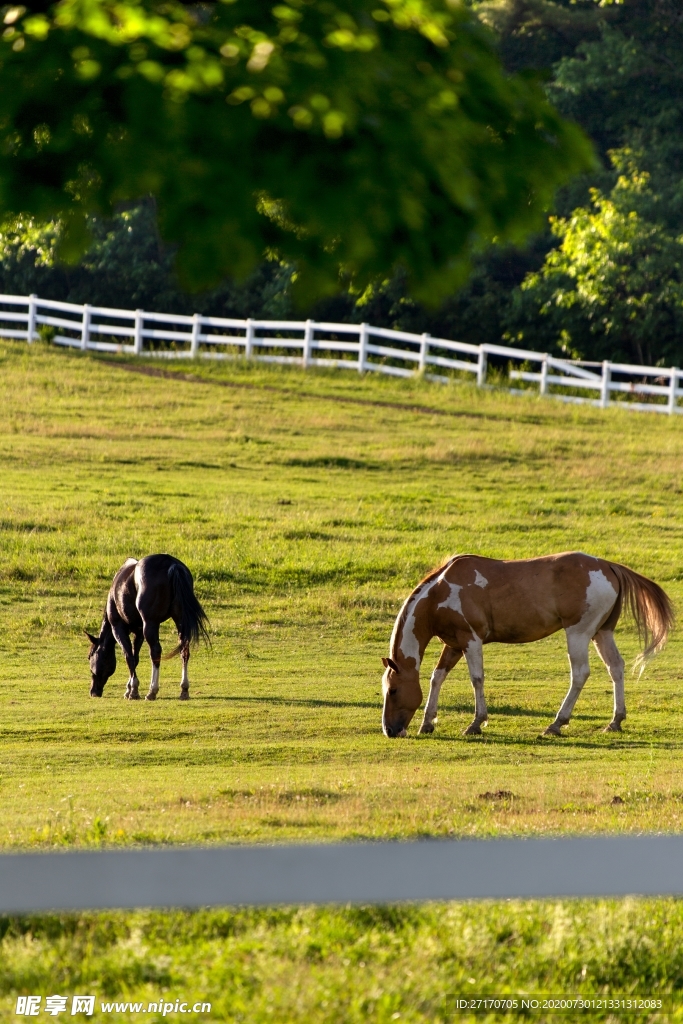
xmin=418 ymin=556 xmax=457 ymax=587
xmin=390 ymin=555 xmax=457 ymax=658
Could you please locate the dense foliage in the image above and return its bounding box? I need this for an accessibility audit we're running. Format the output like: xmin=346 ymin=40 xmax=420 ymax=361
xmin=510 ymin=160 xmax=683 ymax=366
xmin=505 ymin=0 xmax=683 ymax=365
xmin=328 ymin=0 xmax=683 ymax=364
xmin=3 ymin=0 xmax=683 ymax=365
xmin=0 ymin=0 xmax=591 ymax=303
xmin=0 ymin=202 xmax=294 ymax=318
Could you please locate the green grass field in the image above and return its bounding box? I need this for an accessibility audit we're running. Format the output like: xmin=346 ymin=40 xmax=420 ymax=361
xmin=1 ymin=340 xmax=683 ymax=1021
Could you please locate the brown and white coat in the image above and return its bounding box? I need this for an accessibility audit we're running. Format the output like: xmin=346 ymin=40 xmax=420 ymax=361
xmin=381 ymin=551 xmax=673 ymax=738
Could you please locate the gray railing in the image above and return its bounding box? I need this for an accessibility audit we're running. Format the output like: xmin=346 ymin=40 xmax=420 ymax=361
xmin=1 ymin=835 xmax=683 ymax=913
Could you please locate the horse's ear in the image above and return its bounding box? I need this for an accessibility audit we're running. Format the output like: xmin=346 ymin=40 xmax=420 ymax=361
xmin=85 ymin=631 xmax=100 ymax=646
xmin=382 ymin=657 xmax=399 ymax=673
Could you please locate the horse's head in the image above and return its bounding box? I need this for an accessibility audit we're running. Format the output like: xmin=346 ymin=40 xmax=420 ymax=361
xmin=381 ymin=656 xmax=422 ymax=737
xmin=86 ymin=631 xmax=116 ymax=697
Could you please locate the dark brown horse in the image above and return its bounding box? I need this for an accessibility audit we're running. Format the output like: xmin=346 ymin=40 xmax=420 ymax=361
xmin=86 ymin=554 xmax=209 ymax=700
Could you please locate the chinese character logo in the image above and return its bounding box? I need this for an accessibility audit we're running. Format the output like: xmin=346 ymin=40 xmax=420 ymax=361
xmin=70 ymin=997 xmax=95 ymax=1016
xmin=15 ymin=996 xmax=41 ymax=1016
xmin=45 ymin=996 xmax=68 ymax=1016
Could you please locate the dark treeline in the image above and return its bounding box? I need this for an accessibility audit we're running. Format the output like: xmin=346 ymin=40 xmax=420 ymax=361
xmin=2 ymin=0 xmax=682 ymax=365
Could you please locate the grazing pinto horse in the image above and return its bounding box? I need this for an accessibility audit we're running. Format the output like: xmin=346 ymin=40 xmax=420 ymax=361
xmin=86 ymin=554 xmax=209 ymax=700
xmin=381 ymin=552 xmax=673 ymax=738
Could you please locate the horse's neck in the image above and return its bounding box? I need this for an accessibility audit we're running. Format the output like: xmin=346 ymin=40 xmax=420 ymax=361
xmin=391 ymin=586 xmax=432 ymax=670
xmin=99 ymin=616 xmax=114 ymax=647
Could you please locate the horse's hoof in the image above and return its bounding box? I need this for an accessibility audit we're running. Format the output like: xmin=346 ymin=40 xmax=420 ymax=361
xmin=543 ymin=723 xmax=564 ymax=736
xmin=603 ymin=721 xmax=622 ymax=733
xmin=463 ymin=722 xmax=482 ymax=736
xmin=418 ymin=721 xmax=434 ymax=735
xmin=129 ymin=692 xmax=141 ymax=701
xmin=179 ymin=691 xmax=190 ymax=701
xmin=145 ymin=693 xmax=157 ymax=701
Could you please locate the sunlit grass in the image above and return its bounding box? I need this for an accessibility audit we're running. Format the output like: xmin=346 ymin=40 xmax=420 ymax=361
xmin=1 ymin=341 xmax=683 ymax=1020
xmin=1 ymin=899 xmax=681 ymax=1023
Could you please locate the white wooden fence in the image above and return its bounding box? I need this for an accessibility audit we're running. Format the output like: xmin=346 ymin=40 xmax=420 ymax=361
xmin=1 ymin=292 xmax=681 ymax=414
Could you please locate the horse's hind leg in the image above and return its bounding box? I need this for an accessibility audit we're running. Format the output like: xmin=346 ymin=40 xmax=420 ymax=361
xmin=171 ymin=617 xmax=191 ymax=701
xmin=418 ymin=645 xmax=462 ymax=735
xmin=593 ymin=629 xmax=626 ymax=732
xmin=463 ymin=637 xmax=488 ymax=736
xmin=545 ymin=628 xmax=591 ymax=736
xmin=143 ymin=621 xmax=162 ymax=701
xmin=130 ymin=630 xmax=144 ymax=697
xmin=179 ymin=643 xmax=190 ymax=701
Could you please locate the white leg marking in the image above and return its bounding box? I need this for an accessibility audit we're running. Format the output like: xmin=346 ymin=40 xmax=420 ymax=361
xmin=418 ymin=648 xmax=463 ymax=734
xmin=594 ymin=630 xmax=626 ymax=731
xmin=557 ymin=629 xmax=592 ymax=722
xmin=545 ymin=569 xmax=618 ymax=736
xmin=463 ymin=637 xmax=487 ymax=735
xmin=146 ymin=663 xmax=160 ymax=701
xmin=125 ymin=674 xmax=140 ymax=700
xmin=419 ymin=668 xmax=447 ymax=733
xmin=179 ymin=657 xmax=190 ymax=700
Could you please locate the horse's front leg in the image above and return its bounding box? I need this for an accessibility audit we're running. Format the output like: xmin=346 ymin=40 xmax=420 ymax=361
xmin=418 ymin=645 xmax=462 ymax=735
xmin=143 ymin=621 xmax=162 ymax=701
xmin=544 ymin=628 xmax=591 ymax=735
xmin=111 ymin=623 xmax=140 ymax=700
xmin=463 ymin=636 xmax=487 ymax=735
xmin=126 ymin=630 xmax=144 ymax=699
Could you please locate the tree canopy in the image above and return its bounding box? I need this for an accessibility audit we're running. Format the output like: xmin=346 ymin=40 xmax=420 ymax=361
xmin=509 ymin=0 xmax=683 ymax=364
xmin=0 ymin=0 xmax=592 ymax=301
xmin=516 ymin=159 xmax=683 ymax=366
xmin=412 ymin=0 xmax=683 ymax=366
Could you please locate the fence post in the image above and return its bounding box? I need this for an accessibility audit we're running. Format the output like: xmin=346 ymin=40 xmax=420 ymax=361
xmin=81 ymin=303 xmax=91 ymax=351
xmin=539 ymin=356 xmax=548 ymax=396
xmin=27 ymin=293 xmax=37 ymax=343
xmin=668 ymin=367 xmax=678 ymax=415
xmin=358 ymin=323 xmax=368 ymax=373
xmin=600 ymin=360 xmax=611 ymax=409
xmin=476 ymin=346 xmax=487 ymax=387
xmin=419 ymin=333 xmax=430 ymax=374
xmin=134 ymin=309 xmax=144 ymax=356
xmin=303 ymin=319 xmax=314 ymax=369
xmin=190 ymin=312 xmax=201 ymax=359
xmin=245 ymin=318 xmax=254 ymax=359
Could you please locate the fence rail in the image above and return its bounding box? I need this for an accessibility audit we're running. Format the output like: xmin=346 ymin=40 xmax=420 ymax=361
xmin=1 ymin=293 xmax=681 ymax=414
xmin=1 ymin=835 xmax=683 ymax=913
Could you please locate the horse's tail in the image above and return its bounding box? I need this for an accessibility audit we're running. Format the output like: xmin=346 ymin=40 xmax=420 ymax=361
xmin=608 ymin=561 xmax=674 ymax=669
xmin=165 ymin=561 xmax=211 ymax=659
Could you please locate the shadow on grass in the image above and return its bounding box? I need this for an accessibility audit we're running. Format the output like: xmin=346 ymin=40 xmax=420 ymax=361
xmin=417 ymin=730 xmax=683 ymax=751
xmin=202 ymin=694 xmax=378 ymax=709
xmin=438 ymin=701 xmax=552 ymax=719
